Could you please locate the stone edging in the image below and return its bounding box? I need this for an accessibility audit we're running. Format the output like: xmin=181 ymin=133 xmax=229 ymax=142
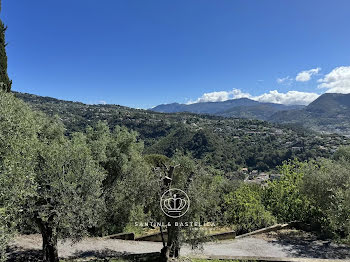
xmin=235 ymin=223 xmax=290 ymax=239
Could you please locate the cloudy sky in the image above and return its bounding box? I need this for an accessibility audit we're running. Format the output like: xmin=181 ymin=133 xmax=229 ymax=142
xmin=2 ymin=0 xmax=350 ymax=108
xmin=188 ymin=66 xmax=350 ymax=105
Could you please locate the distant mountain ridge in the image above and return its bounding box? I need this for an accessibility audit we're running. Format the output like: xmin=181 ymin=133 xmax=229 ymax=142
xmin=12 ymin=91 xmax=350 ymax=173
xmin=270 ymin=93 xmax=350 ymax=136
xmin=152 ymin=93 xmax=350 ymax=136
xmin=307 ymin=93 xmax=350 ymax=113
xmin=152 ymin=98 xmax=304 ymax=120
xmin=14 ymin=91 xmax=350 ymax=136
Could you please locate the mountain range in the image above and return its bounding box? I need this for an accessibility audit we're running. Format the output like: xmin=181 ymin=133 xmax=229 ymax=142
xmin=151 ymin=98 xmax=304 ymax=121
xmin=13 ymin=91 xmax=350 ymax=136
xmin=271 ymin=93 xmax=350 ymax=135
xmin=12 ymin=91 xmax=350 ymax=173
xmin=152 ymin=93 xmax=350 ymax=136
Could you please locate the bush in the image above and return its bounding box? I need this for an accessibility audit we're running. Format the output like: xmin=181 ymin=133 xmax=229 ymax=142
xmin=263 ymin=159 xmax=310 ymax=223
xmin=224 ymin=184 xmax=276 ymax=233
xmin=302 ymin=158 xmax=350 ymax=240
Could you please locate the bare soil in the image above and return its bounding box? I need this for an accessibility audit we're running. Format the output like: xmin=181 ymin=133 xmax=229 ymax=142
xmin=7 ymin=229 xmax=350 ymax=261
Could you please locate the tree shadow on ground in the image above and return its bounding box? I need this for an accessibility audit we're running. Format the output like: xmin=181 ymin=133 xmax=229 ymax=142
xmin=266 ymin=229 xmax=350 ymax=259
xmin=6 ymin=246 xmax=161 ymax=262
xmin=68 ymin=249 xmax=160 ymax=261
xmin=6 ymin=247 xmax=43 ymax=262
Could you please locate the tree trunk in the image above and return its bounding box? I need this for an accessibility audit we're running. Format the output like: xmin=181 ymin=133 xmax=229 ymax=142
xmin=172 ymin=219 xmax=181 ymax=258
xmin=42 ymin=226 xmax=58 ymax=262
xmin=160 ymin=244 xmax=171 ymax=262
xmin=36 ymin=218 xmax=59 ymax=262
xmin=162 ymin=217 xmax=180 ymax=260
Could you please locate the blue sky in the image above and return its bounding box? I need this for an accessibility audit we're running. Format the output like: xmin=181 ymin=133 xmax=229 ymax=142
xmin=2 ymin=0 xmax=350 ymax=108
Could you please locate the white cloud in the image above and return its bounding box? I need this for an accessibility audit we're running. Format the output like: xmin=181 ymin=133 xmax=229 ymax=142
xmin=276 ymin=76 xmax=292 ymax=85
xmin=254 ymin=90 xmax=319 ymax=105
xmin=231 ymin=89 xmax=252 ymax=99
xmin=187 ymin=89 xmax=251 ymax=104
xmin=318 ymin=66 xmax=350 ymax=93
xmin=188 ymin=89 xmax=319 ymax=106
xmin=296 ymin=67 xmax=321 ymax=82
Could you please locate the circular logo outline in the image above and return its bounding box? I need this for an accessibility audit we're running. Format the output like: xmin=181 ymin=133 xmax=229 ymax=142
xmin=160 ymin=188 xmax=190 ymax=218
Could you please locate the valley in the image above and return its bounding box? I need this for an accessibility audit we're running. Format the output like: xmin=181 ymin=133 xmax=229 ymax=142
xmin=152 ymin=93 xmax=350 ymax=136
xmin=14 ymin=92 xmax=350 ymax=173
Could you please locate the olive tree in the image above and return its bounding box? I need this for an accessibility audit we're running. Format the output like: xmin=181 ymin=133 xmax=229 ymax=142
xmin=30 ymin=131 xmax=105 ymax=262
xmin=86 ymin=122 xmax=157 ymax=235
xmin=1 ymin=91 xmax=41 ymax=260
xmin=1 ymin=92 xmax=105 ymax=262
xmin=155 ymin=154 xmax=235 ymax=260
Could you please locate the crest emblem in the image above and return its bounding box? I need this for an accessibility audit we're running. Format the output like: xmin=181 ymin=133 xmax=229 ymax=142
xmin=160 ymin=188 xmax=190 ymax=218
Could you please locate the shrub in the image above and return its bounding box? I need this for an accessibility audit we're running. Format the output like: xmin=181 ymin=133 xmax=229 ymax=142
xmin=224 ymin=184 xmax=276 ymax=233
xmin=263 ymin=159 xmax=310 ymax=223
xmin=302 ymin=158 xmax=350 ymax=240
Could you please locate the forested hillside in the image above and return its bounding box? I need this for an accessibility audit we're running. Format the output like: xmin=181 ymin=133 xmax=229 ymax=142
xmin=3 ymin=91 xmax=350 ymax=262
xmin=271 ymin=93 xmax=350 ymax=135
xmin=152 ymin=98 xmax=304 ymax=120
xmin=2 ymin=1 xmax=350 ymax=260
xmin=152 ymin=94 xmax=350 ymax=136
xmin=14 ymin=92 xmax=350 ymax=173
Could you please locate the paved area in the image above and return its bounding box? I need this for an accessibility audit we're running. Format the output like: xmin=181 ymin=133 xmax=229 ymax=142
xmin=8 ymin=229 xmax=350 ymax=260
xmin=186 ymin=231 xmax=350 ymax=259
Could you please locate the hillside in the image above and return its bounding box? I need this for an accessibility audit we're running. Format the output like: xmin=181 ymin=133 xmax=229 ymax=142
xmin=152 ymin=98 xmax=259 ymax=114
xmin=271 ymin=93 xmax=350 ymax=136
xmin=152 ymin=98 xmax=304 ymax=120
xmin=14 ymin=92 xmax=350 ymax=173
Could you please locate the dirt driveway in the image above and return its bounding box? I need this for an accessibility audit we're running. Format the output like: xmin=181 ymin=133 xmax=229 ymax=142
xmin=8 ymin=229 xmax=350 ymax=261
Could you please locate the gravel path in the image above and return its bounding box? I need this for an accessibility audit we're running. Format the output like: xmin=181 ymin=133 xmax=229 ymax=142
xmin=8 ymin=229 xmax=350 ymax=260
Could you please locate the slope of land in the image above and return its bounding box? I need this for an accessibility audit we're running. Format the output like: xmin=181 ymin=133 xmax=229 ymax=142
xmin=152 ymin=98 xmax=304 ymax=121
xmin=153 ymin=93 xmax=350 ymax=136
xmin=271 ymin=93 xmax=350 ymax=136
xmin=14 ymin=92 xmax=350 ymax=173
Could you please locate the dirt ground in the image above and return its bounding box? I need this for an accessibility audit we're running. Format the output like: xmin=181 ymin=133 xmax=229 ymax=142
xmin=7 ymin=229 xmax=350 ymax=261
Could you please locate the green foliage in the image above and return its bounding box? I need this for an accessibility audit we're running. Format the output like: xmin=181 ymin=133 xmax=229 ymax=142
xmin=0 ymin=92 xmax=105 ymax=260
xmin=187 ymin=170 xmax=235 ymax=226
xmin=224 ymin=184 xmax=276 ymax=233
xmin=123 ymin=204 xmax=151 ymax=235
xmin=180 ymin=164 xmax=237 ymax=248
xmin=14 ymin=92 xmax=350 ymax=174
xmin=0 ymin=211 xmax=12 ymax=262
xmin=272 ymin=93 xmax=350 ymax=136
xmin=333 ymin=146 xmax=350 ymax=162
xmin=0 ymin=91 xmax=42 ymax=258
xmin=144 ymin=154 xmax=171 ymax=168
xmin=302 ymin=158 xmax=350 ymax=240
xmin=263 ymin=157 xmax=350 ymax=242
xmin=31 ymin=130 xmax=105 ymax=240
xmin=86 ymin=122 xmax=158 ymax=235
xmin=0 ymin=2 xmax=12 ymax=92
xmin=85 ymin=121 xmax=110 ymax=163
xmin=2 ymin=88 xmax=350 ymax=258
xmin=263 ymin=159 xmax=310 ymax=223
